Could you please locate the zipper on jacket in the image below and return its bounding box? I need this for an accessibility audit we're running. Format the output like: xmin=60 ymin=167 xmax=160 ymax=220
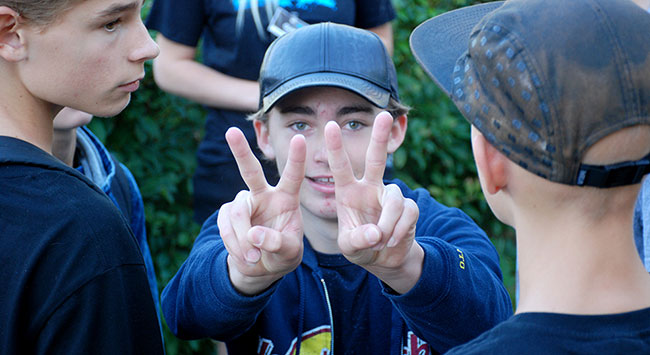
xmin=320 ymin=278 xmax=335 ymax=355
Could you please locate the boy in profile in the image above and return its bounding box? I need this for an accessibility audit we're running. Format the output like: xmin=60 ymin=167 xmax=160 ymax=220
xmin=411 ymin=0 xmax=650 ymax=352
xmin=0 ymin=0 xmax=163 ymax=352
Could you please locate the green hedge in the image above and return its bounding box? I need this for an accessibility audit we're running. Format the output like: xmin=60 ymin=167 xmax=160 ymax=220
xmin=90 ymin=1 xmax=515 ymax=353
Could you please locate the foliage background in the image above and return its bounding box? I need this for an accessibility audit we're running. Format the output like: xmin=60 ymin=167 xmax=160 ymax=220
xmin=89 ymin=0 xmax=515 ymax=353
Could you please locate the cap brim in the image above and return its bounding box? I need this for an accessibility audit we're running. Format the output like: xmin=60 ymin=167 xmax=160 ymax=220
xmin=410 ymin=1 xmax=505 ymax=96
xmin=262 ymin=72 xmax=391 ymax=112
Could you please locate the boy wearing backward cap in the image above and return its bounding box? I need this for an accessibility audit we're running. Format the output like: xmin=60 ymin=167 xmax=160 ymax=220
xmin=411 ymin=0 xmax=650 ymax=353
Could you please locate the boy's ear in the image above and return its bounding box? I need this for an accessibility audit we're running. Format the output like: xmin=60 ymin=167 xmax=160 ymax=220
xmin=0 ymin=7 xmax=26 ymax=62
xmin=387 ymin=114 xmax=407 ymax=154
xmin=471 ymin=126 xmax=508 ymax=195
xmin=253 ymin=119 xmax=276 ymax=160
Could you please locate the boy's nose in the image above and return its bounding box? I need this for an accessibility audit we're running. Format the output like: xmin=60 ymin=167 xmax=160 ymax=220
xmin=129 ymin=22 xmax=160 ymax=63
xmin=311 ymin=133 xmax=330 ymax=165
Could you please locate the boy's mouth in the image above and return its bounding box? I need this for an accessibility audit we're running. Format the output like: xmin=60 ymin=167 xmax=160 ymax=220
xmin=306 ymin=176 xmax=336 ymax=194
xmin=309 ymin=177 xmax=334 ymax=184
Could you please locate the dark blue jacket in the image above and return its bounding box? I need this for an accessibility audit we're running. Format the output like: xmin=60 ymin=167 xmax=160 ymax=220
xmin=162 ymin=179 xmax=512 ymax=354
xmin=0 ymin=136 xmax=163 ymax=354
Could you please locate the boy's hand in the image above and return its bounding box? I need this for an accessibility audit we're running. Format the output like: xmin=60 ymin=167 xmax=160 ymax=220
xmin=218 ymin=127 xmax=306 ymax=295
xmin=324 ymin=112 xmax=423 ymax=294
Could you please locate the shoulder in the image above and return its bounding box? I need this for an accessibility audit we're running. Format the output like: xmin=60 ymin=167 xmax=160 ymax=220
xmin=388 ymin=178 xmax=483 ymax=231
xmin=1 ymin=135 xmax=141 ymax=272
xmin=145 ymin=0 xmax=211 ymax=46
xmin=0 ymin=156 xmax=149 ymax=342
xmin=352 ymin=0 xmax=396 ymax=28
xmin=389 ymin=178 xmax=451 ymax=210
xmin=2 ymin=155 xmax=144 ymax=275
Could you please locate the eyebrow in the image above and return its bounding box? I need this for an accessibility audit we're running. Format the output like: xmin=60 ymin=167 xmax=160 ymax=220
xmin=279 ymin=106 xmax=314 ymax=115
xmin=96 ymin=0 xmax=144 ymax=18
xmin=337 ymin=105 xmax=374 ymax=116
xmin=278 ymin=104 xmax=374 ymax=117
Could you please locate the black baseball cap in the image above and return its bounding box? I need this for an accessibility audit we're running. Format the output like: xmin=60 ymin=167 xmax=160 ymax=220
xmin=258 ymin=22 xmax=399 ymax=113
xmin=411 ymin=0 xmax=650 ymax=188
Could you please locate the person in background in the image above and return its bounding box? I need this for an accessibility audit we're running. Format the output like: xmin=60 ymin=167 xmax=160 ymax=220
xmin=632 ymin=0 xmax=650 ymax=273
xmin=0 ymin=0 xmax=163 ymax=353
xmin=146 ymin=0 xmax=397 ymax=224
xmin=161 ymin=22 xmax=512 ymax=355
xmin=52 ymin=107 xmax=162 ymax=330
xmin=411 ymin=0 xmax=650 ymax=353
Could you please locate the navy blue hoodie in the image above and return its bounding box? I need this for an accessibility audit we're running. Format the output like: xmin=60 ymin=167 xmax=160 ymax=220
xmin=162 ymin=179 xmax=512 ymax=354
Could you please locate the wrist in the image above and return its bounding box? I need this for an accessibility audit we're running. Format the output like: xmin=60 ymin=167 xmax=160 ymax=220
xmin=227 ymin=256 xmax=282 ymax=296
xmin=369 ymin=242 xmax=424 ymax=294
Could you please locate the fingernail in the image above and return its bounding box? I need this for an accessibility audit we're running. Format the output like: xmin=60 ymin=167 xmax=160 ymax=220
xmin=252 ymin=229 xmax=265 ymax=246
xmin=387 ymin=237 xmax=397 ymax=248
xmin=246 ymin=248 xmax=261 ymax=263
xmin=365 ymin=228 xmax=380 ymax=244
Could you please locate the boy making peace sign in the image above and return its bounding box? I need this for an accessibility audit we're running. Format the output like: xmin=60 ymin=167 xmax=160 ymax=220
xmin=162 ymin=22 xmax=512 ymax=354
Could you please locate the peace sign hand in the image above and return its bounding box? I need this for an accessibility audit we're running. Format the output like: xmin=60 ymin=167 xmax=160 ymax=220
xmin=217 ymin=127 xmax=306 ymax=295
xmin=324 ymin=112 xmax=423 ymax=294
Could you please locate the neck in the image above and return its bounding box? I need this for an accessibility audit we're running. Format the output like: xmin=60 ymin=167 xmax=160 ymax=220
xmin=0 ymin=68 xmax=56 ymax=153
xmin=301 ymin=206 xmax=340 ymax=254
xmin=515 ymin=206 xmax=650 ymax=315
xmin=52 ymin=128 xmax=77 ymax=166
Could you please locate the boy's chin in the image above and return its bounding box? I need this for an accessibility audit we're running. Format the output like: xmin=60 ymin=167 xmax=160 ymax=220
xmin=86 ymin=97 xmax=132 ymax=118
xmin=302 ymin=201 xmax=338 ymax=221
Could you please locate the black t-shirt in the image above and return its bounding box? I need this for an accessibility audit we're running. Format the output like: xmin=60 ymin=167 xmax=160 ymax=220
xmin=0 ymin=136 xmax=163 ymax=354
xmin=446 ymin=308 xmax=650 ymax=354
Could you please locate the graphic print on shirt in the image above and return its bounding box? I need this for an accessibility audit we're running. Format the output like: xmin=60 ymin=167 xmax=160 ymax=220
xmin=403 ymin=331 xmax=430 ymax=355
xmin=286 ymin=325 xmax=331 ymax=355
xmin=232 ymin=0 xmax=337 ymax=10
xmin=258 ymin=325 xmax=331 ymax=355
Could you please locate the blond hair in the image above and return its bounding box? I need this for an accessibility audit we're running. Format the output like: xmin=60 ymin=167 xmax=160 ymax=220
xmin=1 ymin=0 xmax=79 ymax=26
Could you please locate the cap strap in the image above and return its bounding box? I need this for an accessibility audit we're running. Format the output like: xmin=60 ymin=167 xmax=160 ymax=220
xmin=576 ymin=153 xmax=650 ymax=188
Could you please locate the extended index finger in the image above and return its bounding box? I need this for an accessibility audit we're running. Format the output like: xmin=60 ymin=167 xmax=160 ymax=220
xmin=324 ymin=120 xmax=357 ymax=187
xmin=225 ymin=127 xmax=268 ymax=195
xmin=276 ymin=134 xmax=307 ymax=195
xmin=364 ymin=111 xmax=393 ymax=183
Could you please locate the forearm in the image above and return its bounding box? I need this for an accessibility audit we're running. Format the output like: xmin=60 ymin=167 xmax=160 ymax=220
xmin=385 ymin=238 xmax=512 ymax=352
xmin=152 ymin=55 xmax=259 ymax=112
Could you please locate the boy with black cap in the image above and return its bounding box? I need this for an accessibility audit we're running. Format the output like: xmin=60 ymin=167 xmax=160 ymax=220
xmin=161 ymin=22 xmax=512 ymax=354
xmin=411 ymin=0 xmax=650 ymax=353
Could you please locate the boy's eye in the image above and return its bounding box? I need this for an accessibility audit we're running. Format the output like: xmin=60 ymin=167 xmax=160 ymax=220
xmin=345 ymin=121 xmax=364 ymax=130
xmin=290 ymin=122 xmax=309 ymax=131
xmin=104 ymin=19 xmax=121 ymax=32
